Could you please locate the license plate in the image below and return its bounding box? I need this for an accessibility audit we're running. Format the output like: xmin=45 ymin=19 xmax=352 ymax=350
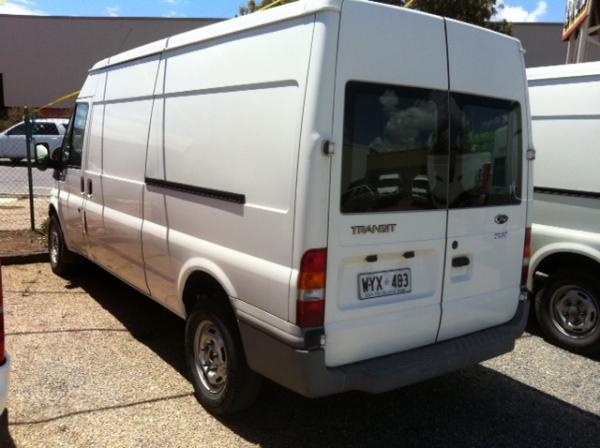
xmin=358 ymin=268 xmax=411 ymax=300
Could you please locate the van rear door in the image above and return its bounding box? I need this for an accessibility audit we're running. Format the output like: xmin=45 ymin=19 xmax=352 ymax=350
xmin=437 ymin=20 xmax=528 ymax=341
xmin=323 ymin=3 xmax=450 ymax=367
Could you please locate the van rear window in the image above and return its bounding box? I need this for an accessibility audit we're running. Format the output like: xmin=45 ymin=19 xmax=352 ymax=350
xmin=341 ymin=81 xmax=448 ymax=213
xmin=449 ymin=94 xmax=522 ymax=208
xmin=340 ymin=81 xmax=522 ymax=214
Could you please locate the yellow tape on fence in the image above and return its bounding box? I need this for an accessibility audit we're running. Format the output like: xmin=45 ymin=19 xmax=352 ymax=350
xmin=257 ymin=0 xmax=287 ymax=12
xmin=33 ymin=90 xmax=80 ymax=114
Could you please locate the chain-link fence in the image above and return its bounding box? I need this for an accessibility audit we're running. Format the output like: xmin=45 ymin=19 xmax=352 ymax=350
xmin=0 ymin=160 xmax=53 ymax=231
xmin=0 ymin=110 xmax=65 ymax=254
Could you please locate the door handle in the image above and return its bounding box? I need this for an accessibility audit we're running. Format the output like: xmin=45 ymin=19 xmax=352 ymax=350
xmin=80 ymin=176 xmax=85 ymax=193
xmin=452 ymin=256 xmax=470 ymax=268
xmin=87 ymin=179 xmax=93 ymax=197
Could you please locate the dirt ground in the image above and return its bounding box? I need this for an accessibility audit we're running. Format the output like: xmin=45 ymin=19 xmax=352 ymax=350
xmin=0 ymin=197 xmax=49 ymax=233
xmin=0 ymin=197 xmax=49 ymax=255
xmin=0 ymin=230 xmax=46 ymax=256
xmin=1 ymin=263 xmax=599 ymax=448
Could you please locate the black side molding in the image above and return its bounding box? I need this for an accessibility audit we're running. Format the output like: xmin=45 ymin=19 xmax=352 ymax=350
xmin=534 ymin=186 xmax=600 ymax=200
xmin=145 ymin=177 xmax=246 ymax=204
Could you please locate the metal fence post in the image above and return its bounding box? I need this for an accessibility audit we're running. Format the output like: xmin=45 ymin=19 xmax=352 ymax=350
xmin=24 ymin=107 xmax=36 ymax=231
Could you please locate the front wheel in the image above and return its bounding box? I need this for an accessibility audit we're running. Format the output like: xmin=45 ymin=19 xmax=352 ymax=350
xmin=535 ymin=269 xmax=600 ymax=355
xmin=48 ymin=214 xmax=77 ymax=276
xmin=185 ymin=300 xmax=261 ymax=415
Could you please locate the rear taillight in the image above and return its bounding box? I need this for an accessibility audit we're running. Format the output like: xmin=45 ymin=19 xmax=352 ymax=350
xmin=521 ymin=227 xmax=532 ymax=288
xmin=0 ymin=261 xmax=5 ymax=363
xmin=297 ymin=248 xmax=327 ymax=328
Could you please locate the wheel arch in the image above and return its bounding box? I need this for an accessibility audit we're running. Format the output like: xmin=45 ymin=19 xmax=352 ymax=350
xmin=529 ymin=243 xmax=600 ymax=292
xmin=177 ymin=259 xmax=238 ymax=319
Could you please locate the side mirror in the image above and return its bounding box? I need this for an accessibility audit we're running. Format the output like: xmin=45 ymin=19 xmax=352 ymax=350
xmin=34 ymin=144 xmax=50 ymax=171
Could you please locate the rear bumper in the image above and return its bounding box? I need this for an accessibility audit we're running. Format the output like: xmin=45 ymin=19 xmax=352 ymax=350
xmin=239 ymin=301 xmax=529 ymax=398
xmin=0 ymin=356 xmax=10 ymax=413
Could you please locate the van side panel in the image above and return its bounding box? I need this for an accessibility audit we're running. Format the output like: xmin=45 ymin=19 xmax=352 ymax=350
xmin=529 ymin=74 xmax=600 ymax=194
xmin=142 ymin=59 xmax=177 ymax=311
xmin=159 ymin=16 xmax=315 ymax=320
xmin=96 ymin=57 xmax=160 ymax=294
xmin=83 ymin=103 xmax=106 ymax=261
xmin=288 ymin=10 xmax=340 ymax=323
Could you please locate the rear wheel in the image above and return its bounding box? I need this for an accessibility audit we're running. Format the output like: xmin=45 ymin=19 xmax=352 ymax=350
xmin=185 ymin=298 xmax=261 ymax=415
xmin=535 ymin=269 xmax=600 ymax=355
xmin=48 ymin=214 xmax=77 ymax=276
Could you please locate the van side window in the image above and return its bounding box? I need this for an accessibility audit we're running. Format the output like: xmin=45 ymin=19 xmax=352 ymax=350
xmin=64 ymin=103 xmax=89 ymax=168
xmin=449 ymin=94 xmax=522 ymax=207
xmin=341 ymin=81 xmax=448 ymax=213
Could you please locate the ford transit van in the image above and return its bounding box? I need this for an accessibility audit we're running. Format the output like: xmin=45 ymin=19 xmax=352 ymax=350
xmin=527 ymin=62 xmax=600 ymax=354
xmin=39 ymin=0 xmax=533 ymax=414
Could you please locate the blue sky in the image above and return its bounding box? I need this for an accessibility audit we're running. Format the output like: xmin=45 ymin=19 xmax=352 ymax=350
xmin=0 ymin=0 xmax=566 ymax=21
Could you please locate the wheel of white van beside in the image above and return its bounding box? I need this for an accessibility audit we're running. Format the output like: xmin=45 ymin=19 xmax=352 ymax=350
xmin=535 ymin=270 xmax=600 ymax=355
xmin=48 ymin=214 xmax=77 ymax=276
xmin=185 ymin=299 xmax=261 ymax=415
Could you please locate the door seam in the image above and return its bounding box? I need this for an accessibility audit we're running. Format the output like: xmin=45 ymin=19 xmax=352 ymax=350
xmin=435 ymin=17 xmax=452 ymax=343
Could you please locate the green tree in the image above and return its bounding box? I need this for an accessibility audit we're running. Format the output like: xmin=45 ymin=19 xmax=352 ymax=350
xmin=239 ymin=0 xmax=511 ymax=35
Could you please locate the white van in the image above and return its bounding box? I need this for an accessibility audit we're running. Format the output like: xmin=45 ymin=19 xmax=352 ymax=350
xmin=38 ymin=0 xmax=533 ymax=414
xmin=527 ymin=62 xmax=600 ymax=354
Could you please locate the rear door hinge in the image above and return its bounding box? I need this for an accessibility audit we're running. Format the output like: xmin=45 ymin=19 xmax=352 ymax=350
xmin=527 ymin=148 xmax=536 ymax=160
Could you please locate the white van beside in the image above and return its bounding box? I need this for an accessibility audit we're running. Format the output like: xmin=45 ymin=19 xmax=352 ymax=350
xmin=527 ymin=62 xmax=600 ymax=354
xmin=38 ymin=0 xmax=532 ymax=414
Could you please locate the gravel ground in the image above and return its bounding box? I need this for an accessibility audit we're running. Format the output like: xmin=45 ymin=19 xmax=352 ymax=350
xmin=1 ymin=263 xmax=599 ymax=447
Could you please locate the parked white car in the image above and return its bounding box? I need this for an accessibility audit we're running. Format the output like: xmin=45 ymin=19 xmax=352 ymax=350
xmin=0 ymin=118 xmax=68 ymax=162
xmin=38 ymin=0 xmax=533 ymax=415
xmin=527 ymin=61 xmax=600 ymax=354
xmin=411 ymin=174 xmax=430 ymax=205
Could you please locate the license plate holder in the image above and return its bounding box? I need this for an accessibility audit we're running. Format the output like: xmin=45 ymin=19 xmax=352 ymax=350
xmin=358 ymin=268 xmax=411 ymax=300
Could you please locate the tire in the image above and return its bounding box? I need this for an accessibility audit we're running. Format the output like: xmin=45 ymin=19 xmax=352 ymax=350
xmin=185 ymin=298 xmax=261 ymax=415
xmin=48 ymin=214 xmax=77 ymax=276
xmin=535 ymin=269 xmax=600 ymax=355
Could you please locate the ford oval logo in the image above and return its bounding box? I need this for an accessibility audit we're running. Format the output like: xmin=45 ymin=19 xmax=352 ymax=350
xmin=495 ymin=214 xmax=509 ymax=225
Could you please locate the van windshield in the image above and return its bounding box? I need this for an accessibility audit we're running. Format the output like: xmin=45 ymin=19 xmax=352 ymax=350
xmin=340 ymin=81 xmax=522 ymax=213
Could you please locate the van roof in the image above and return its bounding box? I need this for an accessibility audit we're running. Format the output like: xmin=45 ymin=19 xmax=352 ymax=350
xmin=90 ymin=0 xmax=520 ymax=73
xmin=527 ymin=61 xmax=600 ymax=81
xmin=90 ymin=0 xmax=343 ymax=71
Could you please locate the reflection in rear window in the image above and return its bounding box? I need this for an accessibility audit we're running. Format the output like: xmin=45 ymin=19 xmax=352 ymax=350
xmin=340 ymin=81 xmax=523 ymax=213
xmin=450 ymin=94 xmax=522 ymax=208
xmin=341 ymin=81 xmax=448 ymax=214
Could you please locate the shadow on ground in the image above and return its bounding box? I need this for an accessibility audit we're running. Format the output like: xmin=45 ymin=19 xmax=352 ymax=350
xmin=0 ymin=411 xmax=16 ymax=448
xmin=57 ymin=264 xmax=600 ymax=447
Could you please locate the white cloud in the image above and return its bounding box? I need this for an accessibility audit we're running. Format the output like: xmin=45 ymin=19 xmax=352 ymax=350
xmin=164 ymin=0 xmax=179 ymax=4
xmin=495 ymin=1 xmax=548 ymax=23
xmin=105 ymin=5 xmax=121 ymax=17
xmin=0 ymin=0 xmax=45 ymax=15
xmin=165 ymin=10 xmax=177 ymax=17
